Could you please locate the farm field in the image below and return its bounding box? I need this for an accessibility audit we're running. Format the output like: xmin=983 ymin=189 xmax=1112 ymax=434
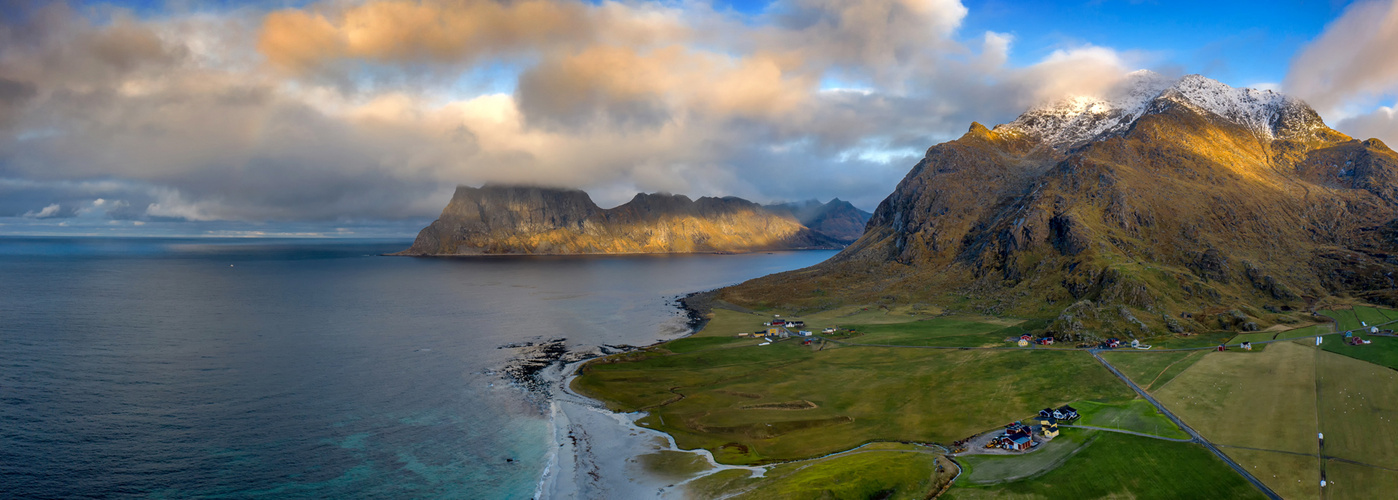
xmin=1321 ymin=306 xmax=1398 ymax=332
xmin=958 ymin=428 xmax=1095 ymax=484
xmin=1217 ymin=448 xmax=1318 ymax=500
xmin=574 ymin=313 xmax=1134 ymax=464
xmin=1153 ymin=341 xmax=1318 ymax=454
xmin=1099 ymin=350 xmax=1205 ymax=391
xmin=944 ymin=432 xmax=1265 ymax=499
xmin=1316 ymin=349 xmax=1398 ymax=469
xmin=1072 ymin=399 xmax=1189 ymax=439
xmin=1323 ymin=461 xmax=1398 ymax=500
xmin=1315 ymin=306 xmax=1398 ymax=370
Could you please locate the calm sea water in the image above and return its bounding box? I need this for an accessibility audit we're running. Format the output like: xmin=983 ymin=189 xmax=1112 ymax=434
xmin=0 ymin=237 xmax=836 ymax=499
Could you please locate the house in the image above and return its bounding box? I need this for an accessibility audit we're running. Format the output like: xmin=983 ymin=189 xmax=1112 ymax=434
xmin=1006 ymin=435 xmax=1032 ymax=451
xmin=1038 ymin=416 xmax=1059 ymax=438
xmin=1241 ymin=341 xmax=1252 ymax=350
xmin=789 ymin=321 xmax=805 ymax=328
xmin=1037 ymin=337 xmax=1055 ymax=345
xmin=802 ymin=339 xmax=815 ymax=345
xmin=1038 ymin=408 xmax=1056 ymax=419
xmin=1106 ymin=338 xmax=1121 ymax=349
xmin=822 ymin=327 xmax=836 ymax=334
xmin=1217 ymin=344 xmax=1227 ymax=352
xmin=771 ymin=319 xmax=787 ymax=326
xmin=1017 ymin=338 xmax=1030 ymax=347
xmin=799 ymin=331 xmax=812 ymax=337
xmin=1054 ymin=405 xmax=1079 ymax=421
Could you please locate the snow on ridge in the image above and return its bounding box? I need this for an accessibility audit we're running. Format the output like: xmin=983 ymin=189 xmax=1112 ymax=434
xmin=997 ymin=72 xmax=1317 ymax=150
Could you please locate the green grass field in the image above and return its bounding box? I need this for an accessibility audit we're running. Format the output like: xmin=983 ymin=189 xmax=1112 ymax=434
xmin=1099 ymin=350 xmax=1206 ymax=391
xmin=1218 ymin=448 xmax=1318 ymax=500
xmin=1231 ymin=324 xmax=1330 ymax=345
xmin=723 ymin=450 xmax=950 ymax=500
xmin=840 ymin=317 xmax=1021 ymax=347
xmin=1323 ymin=460 xmax=1398 ymax=500
xmin=944 ymin=432 xmax=1266 ymax=499
xmin=1319 ymin=305 xmax=1398 ymax=333
xmin=959 ymin=429 xmax=1095 ymax=484
xmin=575 ymin=314 xmax=1135 ymax=464
xmin=1317 ymin=349 xmax=1398 ymax=469
xmin=1154 ymin=341 xmax=1319 ymax=454
xmin=1073 ymin=399 xmax=1190 ymax=439
xmin=637 ymin=450 xmax=713 ymax=480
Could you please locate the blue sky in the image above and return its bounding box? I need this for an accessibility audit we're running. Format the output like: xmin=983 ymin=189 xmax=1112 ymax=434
xmin=5 ymin=0 xmax=1397 ymax=237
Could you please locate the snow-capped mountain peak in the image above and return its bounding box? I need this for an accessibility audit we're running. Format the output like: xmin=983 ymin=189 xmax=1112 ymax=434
xmin=996 ymin=72 xmax=1325 ymax=151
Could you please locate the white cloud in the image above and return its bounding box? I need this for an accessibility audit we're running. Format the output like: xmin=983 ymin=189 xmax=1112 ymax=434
xmin=23 ymin=203 xmax=61 ymax=218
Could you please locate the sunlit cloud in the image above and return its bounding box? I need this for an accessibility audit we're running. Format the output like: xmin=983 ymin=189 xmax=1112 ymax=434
xmin=0 ymin=0 xmax=1212 ymax=230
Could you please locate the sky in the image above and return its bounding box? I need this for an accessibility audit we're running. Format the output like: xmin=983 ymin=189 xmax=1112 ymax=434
xmin=2 ymin=0 xmax=1397 ymax=237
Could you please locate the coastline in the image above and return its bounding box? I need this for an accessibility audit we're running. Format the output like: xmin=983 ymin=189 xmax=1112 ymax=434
xmin=534 ymin=357 xmax=768 ymax=500
xmin=530 ymin=289 xmax=754 ymax=499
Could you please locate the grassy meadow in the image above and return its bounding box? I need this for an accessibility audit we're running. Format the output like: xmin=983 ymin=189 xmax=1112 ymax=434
xmin=1316 ymin=349 xmax=1398 ymax=469
xmin=1099 ymin=350 xmax=1206 ymax=391
xmin=945 ymin=431 xmax=1265 ymax=500
xmin=1154 ymin=341 xmax=1319 ymax=454
xmin=574 ymin=307 xmax=1134 ymax=465
xmin=1072 ymin=399 xmax=1189 ymax=439
xmin=1323 ymin=461 xmax=1398 ymax=500
xmin=1218 ymin=448 xmax=1319 ymax=500
xmin=958 ymin=428 xmax=1096 ymax=484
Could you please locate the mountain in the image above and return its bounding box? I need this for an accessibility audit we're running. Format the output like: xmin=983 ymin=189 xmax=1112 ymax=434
xmin=720 ymin=73 xmax=1398 ymax=340
xmin=394 ymin=185 xmax=847 ymax=255
xmin=765 ymin=199 xmax=873 ymax=243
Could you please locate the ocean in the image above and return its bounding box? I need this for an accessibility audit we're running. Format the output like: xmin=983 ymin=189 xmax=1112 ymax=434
xmin=0 ymin=237 xmax=835 ymax=499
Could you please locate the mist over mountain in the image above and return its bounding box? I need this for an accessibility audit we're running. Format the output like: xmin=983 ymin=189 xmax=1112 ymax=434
xmin=765 ymin=199 xmax=873 ymax=243
xmin=723 ymin=73 xmax=1398 ymax=340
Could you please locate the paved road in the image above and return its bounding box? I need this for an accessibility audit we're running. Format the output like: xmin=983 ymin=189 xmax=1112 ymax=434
xmin=1090 ymin=350 xmax=1283 ymax=500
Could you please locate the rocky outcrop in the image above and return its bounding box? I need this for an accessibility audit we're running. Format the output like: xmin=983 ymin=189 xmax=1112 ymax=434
xmin=395 ymin=185 xmax=846 ymax=255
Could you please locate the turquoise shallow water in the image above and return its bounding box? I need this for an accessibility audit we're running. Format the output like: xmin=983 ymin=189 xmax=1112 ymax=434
xmin=0 ymin=237 xmax=835 ymax=498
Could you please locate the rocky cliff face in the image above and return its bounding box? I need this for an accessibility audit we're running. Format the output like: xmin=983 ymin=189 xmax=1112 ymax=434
xmin=396 ymin=185 xmax=845 ymax=255
xmin=722 ymin=73 xmax=1398 ymax=340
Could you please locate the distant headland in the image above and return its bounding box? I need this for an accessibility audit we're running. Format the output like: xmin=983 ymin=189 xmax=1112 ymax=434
xmin=393 ymin=185 xmax=871 ymax=256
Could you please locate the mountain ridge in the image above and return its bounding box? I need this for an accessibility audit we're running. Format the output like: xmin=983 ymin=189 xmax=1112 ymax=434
xmin=720 ymin=73 xmax=1398 ymax=341
xmin=395 ymin=185 xmax=863 ymax=255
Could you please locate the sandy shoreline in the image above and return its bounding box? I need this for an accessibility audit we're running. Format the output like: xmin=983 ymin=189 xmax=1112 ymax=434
xmin=532 ymin=357 xmax=767 ymax=500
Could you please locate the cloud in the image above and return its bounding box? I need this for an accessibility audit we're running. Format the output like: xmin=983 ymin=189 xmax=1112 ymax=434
xmin=1285 ymin=0 xmax=1398 ymax=113
xmin=256 ymin=0 xmax=683 ymax=75
xmin=0 ymin=0 xmax=1158 ymax=225
xmin=1335 ymin=105 xmax=1398 ymax=144
xmin=23 ymin=203 xmax=61 ymax=218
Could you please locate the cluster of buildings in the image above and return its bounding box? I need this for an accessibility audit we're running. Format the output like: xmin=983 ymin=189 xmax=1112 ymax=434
xmin=985 ymin=405 xmax=1079 ymax=452
xmin=1015 ymin=334 xmax=1055 ymax=347
xmin=738 ymin=316 xmax=818 ymax=344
